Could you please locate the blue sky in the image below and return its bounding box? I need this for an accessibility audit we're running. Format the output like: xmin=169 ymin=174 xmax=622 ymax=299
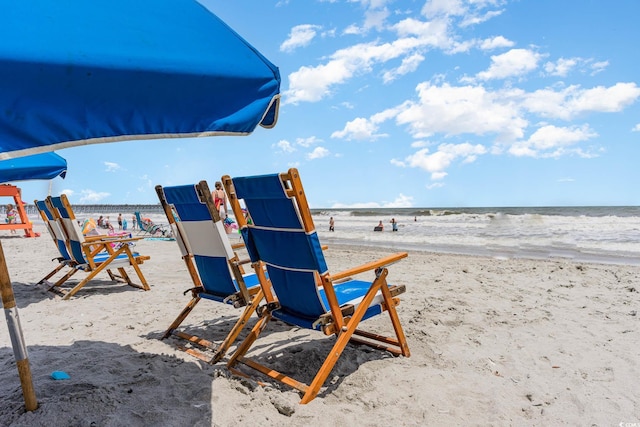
xmin=18 ymin=0 xmax=640 ymax=208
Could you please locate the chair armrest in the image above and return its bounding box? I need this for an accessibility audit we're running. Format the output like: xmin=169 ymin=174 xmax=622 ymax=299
xmin=329 ymin=252 xmax=408 ymax=281
xmin=81 ymin=236 xmax=143 ymax=246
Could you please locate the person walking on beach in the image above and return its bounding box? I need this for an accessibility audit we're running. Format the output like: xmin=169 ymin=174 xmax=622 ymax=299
xmin=131 ymin=214 xmax=137 ymax=230
xmin=117 ymin=213 xmax=123 ymax=230
xmin=390 ymin=218 xmax=398 ymax=232
xmin=329 ymin=216 xmax=335 ymax=232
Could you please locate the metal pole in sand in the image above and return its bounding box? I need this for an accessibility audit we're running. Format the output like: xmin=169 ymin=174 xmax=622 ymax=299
xmin=0 ymin=241 xmax=37 ymax=411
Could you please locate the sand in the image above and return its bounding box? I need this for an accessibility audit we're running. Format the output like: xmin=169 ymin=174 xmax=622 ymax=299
xmin=1 ymin=223 xmax=639 ymax=426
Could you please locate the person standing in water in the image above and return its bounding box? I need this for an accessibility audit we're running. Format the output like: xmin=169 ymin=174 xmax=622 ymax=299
xmin=329 ymin=216 xmax=335 ymax=231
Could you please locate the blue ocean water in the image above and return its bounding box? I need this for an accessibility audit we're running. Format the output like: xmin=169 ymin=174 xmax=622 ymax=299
xmin=312 ymin=206 xmax=640 ymax=266
xmin=27 ymin=204 xmax=640 ymax=266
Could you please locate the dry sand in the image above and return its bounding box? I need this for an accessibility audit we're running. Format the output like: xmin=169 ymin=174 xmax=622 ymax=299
xmin=1 ymin=223 xmax=639 ymax=426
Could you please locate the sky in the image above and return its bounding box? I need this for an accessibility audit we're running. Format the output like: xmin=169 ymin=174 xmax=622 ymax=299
xmin=15 ymin=0 xmax=640 ymax=208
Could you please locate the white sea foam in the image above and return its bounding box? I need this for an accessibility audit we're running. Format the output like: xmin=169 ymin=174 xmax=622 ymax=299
xmin=314 ymin=210 xmax=640 ymax=266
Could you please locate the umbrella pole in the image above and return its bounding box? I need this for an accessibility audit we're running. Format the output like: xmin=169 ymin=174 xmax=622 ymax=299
xmin=0 ymin=242 xmax=37 ymax=411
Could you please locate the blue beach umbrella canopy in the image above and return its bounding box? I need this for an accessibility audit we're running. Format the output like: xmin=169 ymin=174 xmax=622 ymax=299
xmin=0 ymin=0 xmax=281 ymax=159
xmin=0 ymin=0 xmax=280 ymax=411
xmin=0 ymin=153 xmax=67 ymax=183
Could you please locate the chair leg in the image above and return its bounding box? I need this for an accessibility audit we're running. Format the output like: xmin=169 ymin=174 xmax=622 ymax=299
xmin=37 ymin=264 xmax=66 ymax=285
xmin=51 ymin=267 xmax=79 ymax=288
xmin=62 ymin=266 xmax=107 ymax=299
xmin=300 ymin=271 xmax=388 ymax=403
xmin=211 ymin=288 xmax=264 ymax=363
xmin=123 ymin=246 xmax=150 ymax=291
xmin=379 ymin=276 xmax=410 ymax=357
xmin=61 ymin=247 xmax=127 ymax=300
xmin=163 ymin=296 xmax=201 ymax=339
xmin=226 ymin=308 xmax=272 ymax=369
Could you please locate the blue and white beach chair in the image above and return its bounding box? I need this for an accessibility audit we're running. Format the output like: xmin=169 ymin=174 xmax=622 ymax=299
xmin=156 ymin=181 xmax=264 ymax=363
xmin=222 ymin=168 xmax=410 ymax=404
xmin=34 ymin=199 xmax=79 ymax=286
xmin=46 ymin=195 xmax=150 ymax=299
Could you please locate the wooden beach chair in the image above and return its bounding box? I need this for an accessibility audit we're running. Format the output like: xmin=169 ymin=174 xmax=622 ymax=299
xmin=134 ymin=210 xmax=172 ymax=239
xmin=222 ymin=168 xmax=410 ymax=404
xmin=45 ymin=194 xmax=150 ymax=299
xmin=155 ymin=181 xmax=265 ymax=363
xmin=33 ymin=199 xmax=79 ymax=286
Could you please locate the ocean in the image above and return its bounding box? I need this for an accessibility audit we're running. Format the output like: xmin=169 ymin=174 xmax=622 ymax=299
xmin=313 ymin=206 xmax=640 ymax=266
xmin=23 ymin=204 xmax=640 ymax=266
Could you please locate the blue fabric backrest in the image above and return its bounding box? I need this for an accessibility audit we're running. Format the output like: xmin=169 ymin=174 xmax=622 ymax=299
xmin=162 ymin=184 xmax=237 ymax=297
xmin=36 ymin=199 xmax=71 ymax=260
xmin=49 ymin=196 xmax=86 ymax=264
xmin=233 ymin=174 xmax=329 ymax=319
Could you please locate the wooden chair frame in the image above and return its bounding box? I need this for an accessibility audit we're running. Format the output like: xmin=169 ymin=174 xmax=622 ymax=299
xmin=45 ymin=194 xmax=150 ymax=300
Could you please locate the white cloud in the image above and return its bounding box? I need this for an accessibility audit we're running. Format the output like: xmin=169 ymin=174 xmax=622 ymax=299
xmin=284 ymin=17 xmax=451 ymax=104
xmin=383 ymin=53 xmax=425 ymax=83
xmin=396 ymin=82 xmax=528 ymax=141
xmin=422 ymin=0 xmax=466 ymax=18
xmin=476 ymin=48 xmax=542 ymax=81
xmin=104 ymin=161 xmax=121 ymax=172
xmin=544 ymin=57 xmax=580 ymax=77
xmin=590 ymin=60 xmax=609 ymax=75
xmin=523 ymin=83 xmax=640 ymax=120
xmin=79 ymin=189 xmax=110 ymax=203
xmin=273 ymin=139 xmax=296 ymax=153
xmin=280 ymin=24 xmax=322 ymax=52
xmin=60 ymin=189 xmax=74 ymax=197
xmin=632 ymin=124 xmax=640 ymax=132
xmin=383 ymin=193 xmax=414 ymax=207
xmin=398 ymin=142 xmax=487 ymax=180
xmin=331 ymin=117 xmax=388 ymax=140
xmin=331 ymin=192 xmax=413 ymax=208
xmin=508 ymin=124 xmax=598 ymax=158
xmin=364 ymin=7 xmax=390 ymax=31
xmin=296 ymin=136 xmax=323 ymax=147
xmin=479 ymin=35 xmax=514 ymax=50
xmin=307 ymin=146 xmax=330 ymax=160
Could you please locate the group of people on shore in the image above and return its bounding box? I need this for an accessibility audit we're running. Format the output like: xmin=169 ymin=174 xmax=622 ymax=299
xmin=374 ymin=218 xmax=398 ymax=232
xmin=328 ymin=216 xmax=400 ymax=232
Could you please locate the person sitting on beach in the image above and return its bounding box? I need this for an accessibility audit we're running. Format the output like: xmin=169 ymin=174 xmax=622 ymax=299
xmin=97 ymin=215 xmax=105 ymax=228
xmin=104 ymin=216 xmax=115 ymax=231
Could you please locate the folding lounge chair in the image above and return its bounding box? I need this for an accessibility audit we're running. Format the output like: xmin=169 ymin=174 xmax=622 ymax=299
xmin=134 ymin=211 xmax=171 ymax=238
xmin=46 ymin=195 xmax=150 ymax=299
xmin=34 ymin=199 xmax=79 ymax=286
xmin=222 ymin=168 xmax=410 ymax=404
xmin=155 ymin=181 xmax=265 ymax=363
